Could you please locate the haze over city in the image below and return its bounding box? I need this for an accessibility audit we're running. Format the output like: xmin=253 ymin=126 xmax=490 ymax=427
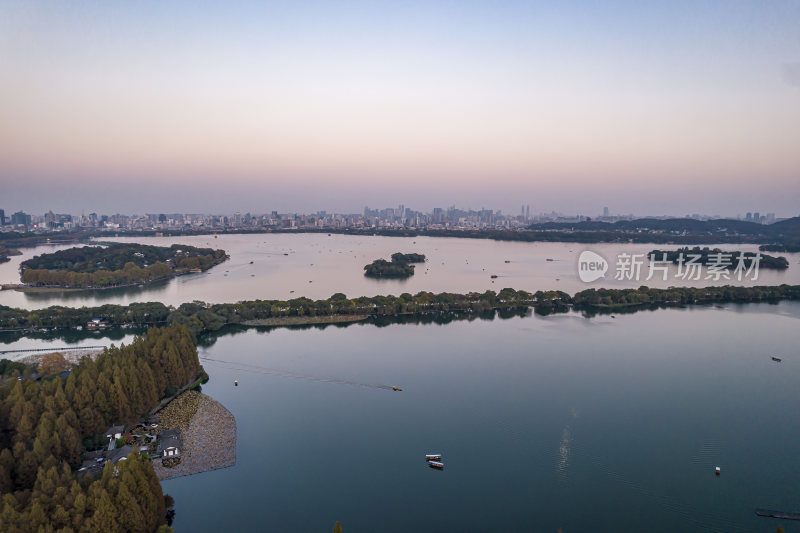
xmin=1 ymin=1 xmax=799 ymax=215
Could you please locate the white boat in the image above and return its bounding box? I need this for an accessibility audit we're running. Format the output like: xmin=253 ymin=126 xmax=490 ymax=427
xmin=425 ymin=454 xmax=441 ymax=461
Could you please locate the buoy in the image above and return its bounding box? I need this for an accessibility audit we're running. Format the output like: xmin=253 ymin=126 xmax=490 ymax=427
xmin=715 ymin=466 xmax=720 ymax=475
xmin=234 ymin=380 xmax=238 ymax=386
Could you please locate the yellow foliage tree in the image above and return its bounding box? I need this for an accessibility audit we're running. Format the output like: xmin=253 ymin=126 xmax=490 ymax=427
xmin=39 ymin=352 xmax=70 ymax=376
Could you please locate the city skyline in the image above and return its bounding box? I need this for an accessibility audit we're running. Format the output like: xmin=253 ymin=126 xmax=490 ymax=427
xmin=0 ymin=202 xmax=787 ymax=233
xmin=2 ymin=1 xmax=799 ymax=215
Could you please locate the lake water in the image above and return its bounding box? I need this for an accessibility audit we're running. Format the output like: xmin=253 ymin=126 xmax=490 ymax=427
xmin=0 ymin=328 xmax=142 ymax=360
xmin=156 ymin=301 xmax=800 ymax=532
xmin=2 ymin=234 xmax=798 ymax=531
xmin=1 ymin=233 xmax=798 ymax=309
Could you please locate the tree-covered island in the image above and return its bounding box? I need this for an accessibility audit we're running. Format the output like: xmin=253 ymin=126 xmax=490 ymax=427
xmin=364 ymin=252 xmax=426 ymax=278
xmin=648 ymin=247 xmax=789 ymax=269
xmin=18 ymin=243 xmax=228 ymax=289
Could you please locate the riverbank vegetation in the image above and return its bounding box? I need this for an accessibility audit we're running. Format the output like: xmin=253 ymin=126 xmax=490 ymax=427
xmin=760 ymin=239 xmax=800 ymax=253
xmin=18 ymin=243 xmax=227 ymax=289
xmin=0 ymin=324 xmax=200 ymax=532
xmin=1 ymin=285 xmax=799 ymax=339
xmin=648 ymin=247 xmax=789 ymax=269
xmin=363 ymin=252 xmax=426 ymax=278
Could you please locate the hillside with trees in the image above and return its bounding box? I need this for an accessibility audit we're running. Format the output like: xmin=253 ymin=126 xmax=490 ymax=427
xmin=19 ymin=244 xmax=227 ymax=288
xmin=0 ymin=324 xmax=201 ymax=532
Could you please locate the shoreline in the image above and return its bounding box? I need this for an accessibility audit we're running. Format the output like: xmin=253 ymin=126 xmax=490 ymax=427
xmin=6 ymin=268 xmax=212 ymax=293
xmin=5 ymin=285 xmax=88 ymax=293
xmin=153 ymin=391 xmax=236 ymax=481
xmin=16 ymin=348 xmax=105 ymax=365
xmin=242 ymin=314 xmax=369 ymax=327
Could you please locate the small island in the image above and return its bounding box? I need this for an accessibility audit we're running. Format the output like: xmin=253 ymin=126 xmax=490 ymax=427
xmin=648 ymin=247 xmax=789 ymax=270
xmin=18 ymin=243 xmax=228 ymax=289
xmin=364 ymin=252 xmax=426 ymax=278
xmin=0 ymin=246 xmax=22 ymax=264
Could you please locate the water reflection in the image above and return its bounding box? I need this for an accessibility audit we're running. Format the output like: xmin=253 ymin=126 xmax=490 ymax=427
xmin=0 ymin=326 xmax=147 ymax=345
xmin=2 ymin=234 xmax=797 ymax=310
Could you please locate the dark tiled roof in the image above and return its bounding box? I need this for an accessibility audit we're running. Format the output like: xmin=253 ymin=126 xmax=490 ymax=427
xmin=107 ymin=445 xmax=134 ymax=464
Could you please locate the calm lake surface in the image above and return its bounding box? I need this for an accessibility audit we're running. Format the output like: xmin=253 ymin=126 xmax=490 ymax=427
xmin=155 ymin=301 xmax=800 ymax=532
xmin=2 ymin=234 xmax=798 ymax=531
xmin=1 ymin=233 xmax=798 ymax=309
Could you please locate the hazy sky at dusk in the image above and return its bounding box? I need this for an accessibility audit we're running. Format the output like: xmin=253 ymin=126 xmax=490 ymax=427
xmin=1 ymin=1 xmax=799 ymax=217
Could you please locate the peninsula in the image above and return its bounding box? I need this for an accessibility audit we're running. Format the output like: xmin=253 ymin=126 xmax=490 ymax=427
xmin=0 ymin=247 xmax=22 ymax=264
xmin=0 ymin=324 xmax=205 ymax=532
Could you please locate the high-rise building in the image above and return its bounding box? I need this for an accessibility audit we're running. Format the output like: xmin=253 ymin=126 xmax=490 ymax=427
xmin=603 ymin=206 xmax=609 ymax=217
xmin=745 ymin=212 xmax=752 ymax=221
xmin=0 ymin=209 xmax=4 ymax=225
xmin=526 ymin=205 xmax=530 ymax=220
xmin=11 ymin=211 xmax=30 ymax=227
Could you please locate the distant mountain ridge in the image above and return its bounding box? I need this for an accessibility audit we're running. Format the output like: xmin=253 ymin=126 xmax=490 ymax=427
xmin=528 ymin=216 xmax=800 ymax=237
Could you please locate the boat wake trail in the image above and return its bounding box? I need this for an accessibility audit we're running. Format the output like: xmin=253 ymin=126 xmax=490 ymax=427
xmin=199 ymin=356 xmax=396 ymax=391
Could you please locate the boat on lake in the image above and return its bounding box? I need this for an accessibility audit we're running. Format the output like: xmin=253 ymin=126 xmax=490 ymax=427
xmin=425 ymin=454 xmax=442 ymax=461
xmin=771 ymin=356 xmax=782 ymax=362
xmin=392 ymin=386 xmax=403 ymax=391
xmin=428 ymin=461 xmax=444 ymax=469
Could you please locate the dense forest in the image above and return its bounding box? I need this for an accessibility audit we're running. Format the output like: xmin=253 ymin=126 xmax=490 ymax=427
xmin=648 ymin=247 xmax=789 ymax=269
xmin=363 ymin=252 xmax=426 ymax=278
xmin=1 ymin=285 xmax=799 ymax=339
xmin=0 ymin=324 xmax=200 ymax=532
xmin=19 ymin=244 xmax=227 ymax=288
